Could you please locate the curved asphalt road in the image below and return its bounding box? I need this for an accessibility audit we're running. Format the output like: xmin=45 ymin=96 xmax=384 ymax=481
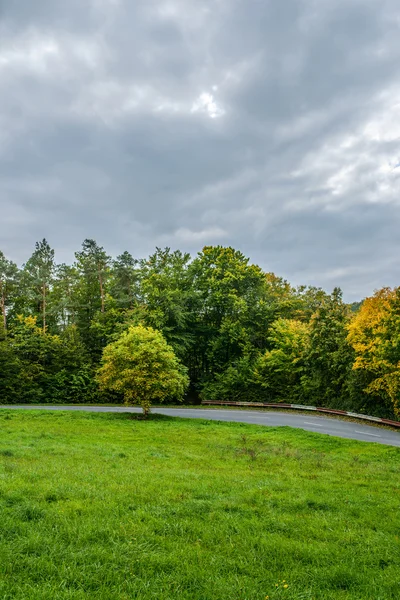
xmin=2 ymin=405 xmax=400 ymax=447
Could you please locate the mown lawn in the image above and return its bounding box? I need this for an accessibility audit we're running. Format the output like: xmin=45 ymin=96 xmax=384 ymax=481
xmin=0 ymin=410 xmax=399 ymax=600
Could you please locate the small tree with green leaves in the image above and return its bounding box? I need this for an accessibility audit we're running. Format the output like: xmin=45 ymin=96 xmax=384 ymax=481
xmin=97 ymin=324 xmax=189 ymax=416
xmin=253 ymin=318 xmax=310 ymax=402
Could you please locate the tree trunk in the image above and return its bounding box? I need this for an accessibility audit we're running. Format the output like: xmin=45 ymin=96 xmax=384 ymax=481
xmin=98 ymin=266 xmax=105 ymax=313
xmin=0 ymin=291 xmax=6 ymax=336
xmin=43 ymin=282 xmax=46 ymax=332
xmin=142 ymin=399 xmax=151 ymax=418
xmin=66 ymin=285 xmax=75 ymax=325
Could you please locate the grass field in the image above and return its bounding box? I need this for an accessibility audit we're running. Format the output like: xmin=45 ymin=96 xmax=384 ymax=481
xmin=0 ymin=410 xmax=399 ymax=600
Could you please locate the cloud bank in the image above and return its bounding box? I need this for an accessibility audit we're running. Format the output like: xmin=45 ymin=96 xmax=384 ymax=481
xmin=1 ymin=0 xmax=400 ymax=299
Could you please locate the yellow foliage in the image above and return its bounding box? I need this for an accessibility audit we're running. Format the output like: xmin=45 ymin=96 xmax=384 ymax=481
xmin=347 ymin=287 xmax=400 ymax=416
xmin=347 ymin=288 xmax=395 ymax=373
xmin=17 ymin=314 xmax=39 ymax=330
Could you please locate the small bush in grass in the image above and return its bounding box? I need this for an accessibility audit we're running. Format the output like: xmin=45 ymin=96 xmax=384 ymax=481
xmin=97 ymin=324 xmax=189 ymax=416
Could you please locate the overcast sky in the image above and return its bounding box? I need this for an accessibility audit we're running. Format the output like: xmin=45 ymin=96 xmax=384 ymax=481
xmin=1 ymin=0 xmax=400 ymax=300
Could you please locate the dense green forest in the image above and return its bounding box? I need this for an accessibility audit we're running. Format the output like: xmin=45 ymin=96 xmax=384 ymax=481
xmin=1 ymin=239 xmax=399 ymax=418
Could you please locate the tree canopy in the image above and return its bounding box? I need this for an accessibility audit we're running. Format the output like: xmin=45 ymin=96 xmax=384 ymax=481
xmin=97 ymin=325 xmax=189 ymax=415
xmin=1 ymin=239 xmax=399 ymax=419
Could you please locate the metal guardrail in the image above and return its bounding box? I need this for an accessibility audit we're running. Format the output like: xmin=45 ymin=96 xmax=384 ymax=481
xmin=201 ymin=401 xmax=400 ymax=428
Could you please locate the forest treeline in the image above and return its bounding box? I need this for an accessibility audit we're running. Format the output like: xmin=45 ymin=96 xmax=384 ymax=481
xmin=1 ymin=239 xmax=399 ymax=418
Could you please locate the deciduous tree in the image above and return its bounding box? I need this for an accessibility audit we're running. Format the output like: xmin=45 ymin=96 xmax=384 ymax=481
xmin=253 ymin=318 xmax=309 ymax=402
xmin=301 ymin=288 xmax=354 ymax=407
xmin=97 ymin=324 xmax=189 ymax=416
xmin=347 ymin=288 xmax=400 ymax=417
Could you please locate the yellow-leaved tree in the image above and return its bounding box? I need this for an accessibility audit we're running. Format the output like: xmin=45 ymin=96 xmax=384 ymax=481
xmin=347 ymin=288 xmax=400 ymax=417
xmin=97 ymin=324 xmax=189 ymax=416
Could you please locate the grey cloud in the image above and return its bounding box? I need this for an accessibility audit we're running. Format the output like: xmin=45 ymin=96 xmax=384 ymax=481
xmin=1 ymin=0 xmax=400 ymax=300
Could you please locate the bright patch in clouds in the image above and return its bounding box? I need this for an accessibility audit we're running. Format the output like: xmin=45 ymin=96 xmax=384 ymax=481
xmin=191 ymin=92 xmax=224 ymax=119
xmin=0 ymin=36 xmax=60 ymax=74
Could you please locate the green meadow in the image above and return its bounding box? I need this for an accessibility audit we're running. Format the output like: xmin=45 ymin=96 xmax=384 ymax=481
xmin=0 ymin=410 xmax=399 ymax=600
